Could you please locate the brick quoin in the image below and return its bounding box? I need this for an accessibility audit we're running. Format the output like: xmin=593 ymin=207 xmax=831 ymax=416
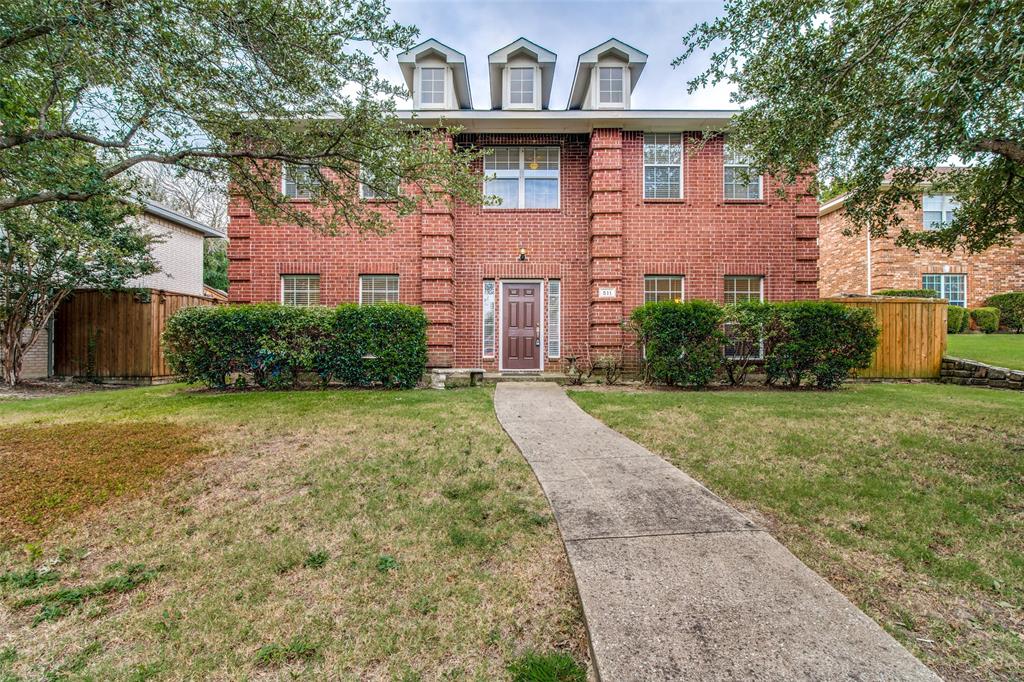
xmin=819 ymin=199 xmax=1024 ymax=307
xmin=228 ymin=131 xmax=819 ymax=370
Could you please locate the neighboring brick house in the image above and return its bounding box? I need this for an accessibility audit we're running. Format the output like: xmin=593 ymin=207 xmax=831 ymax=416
xmin=228 ymin=37 xmax=819 ymax=371
xmin=819 ymin=185 xmax=1024 ymax=308
xmin=16 ymin=200 xmax=223 ymax=379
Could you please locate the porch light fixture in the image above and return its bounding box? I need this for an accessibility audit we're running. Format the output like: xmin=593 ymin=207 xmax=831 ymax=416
xmin=518 ymin=247 xmax=527 ymax=261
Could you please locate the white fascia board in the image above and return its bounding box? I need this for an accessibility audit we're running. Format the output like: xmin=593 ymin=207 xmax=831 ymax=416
xmin=394 ymin=109 xmax=735 ymax=133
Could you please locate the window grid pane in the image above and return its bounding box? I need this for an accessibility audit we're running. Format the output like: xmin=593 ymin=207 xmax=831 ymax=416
xmin=283 ymin=164 xmax=320 ymax=199
xmin=724 ymin=276 xmax=764 ymax=304
xmin=482 ymin=280 xmax=496 ymax=357
xmin=360 ymin=275 xmax=400 ymax=305
xmin=644 ymin=276 xmax=684 ymax=303
xmin=922 ymin=273 xmax=966 ymax=308
xmin=483 ymin=146 xmax=560 ymax=209
xmin=282 ymin=275 xmax=320 ymax=306
xmin=923 ymin=195 xmax=958 ymax=230
xmin=723 ymin=147 xmax=762 ymax=200
xmin=420 ymin=68 xmax=445 ymax=104
xmin=643 ymin=133 xmax=682 ymax=199
xmin=599 ymin=67 xmax=623 ymax=104
xmin=547 ymin=280 xmax=561 ymax=358
xmin=510 ymin=67 xmax=534 ymax=104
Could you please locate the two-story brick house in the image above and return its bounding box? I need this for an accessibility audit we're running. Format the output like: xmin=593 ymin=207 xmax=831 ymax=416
xmin=819 ymin=181 xmax=1024 ymax=307
xmin=227 ymin=37 xmax=819 ymax=371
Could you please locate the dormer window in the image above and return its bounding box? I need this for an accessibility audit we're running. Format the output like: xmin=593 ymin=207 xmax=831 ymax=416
xmin=509 ymin=67 xmax=535 ymax=106
xmin=419 ymin=67 xmax=446 ymax=106
xmin=598 ymin=67 xmax=624 ymax=105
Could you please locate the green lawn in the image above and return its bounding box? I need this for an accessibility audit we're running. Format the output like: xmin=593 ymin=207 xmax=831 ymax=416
xmin=0 ymin=386 xmax=588 ymax=681
xmin=947 ymin=333 xmax=1024 ymax=370
xmin=571 ymin=384 xmax=1024 ymax=681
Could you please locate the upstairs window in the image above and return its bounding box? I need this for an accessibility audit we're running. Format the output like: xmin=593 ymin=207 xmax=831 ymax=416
xmin=281 ymin=275 xmax=320 ymax=306
xmin=723 ymin=147 xmax=762 ymax=200
xmin=419 ymin=67 xmax=445 ymax=105
xmin=282 ymin=164 xmax=321 ymax=200
xmin=598 ymin=66 xmax=624 ymax=105
xmin=644 ymin=276 xmax=684 ymax=303
xmin=360 ymin=275 xmax=400 ymax=305
xmin=483 ymin=146 xmax=560 ymax=209
xmin=643 ymin=133 xmax=683 ymax=199
xmin=923 ymin=195 xmax=958 ymax=230
xmin=359 ymin=167 xmax=399 ymax=201
xmin=509 ymin=67 xmax=535 ymax=106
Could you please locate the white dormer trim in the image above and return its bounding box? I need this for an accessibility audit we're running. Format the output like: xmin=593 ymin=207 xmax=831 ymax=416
xmin=488 ymin=37 xmax=557 ymax=110
xmin=397 ymin=38 xmax=472 ymax=110
xmin=568 ymin=38 xmax=647 ymax=110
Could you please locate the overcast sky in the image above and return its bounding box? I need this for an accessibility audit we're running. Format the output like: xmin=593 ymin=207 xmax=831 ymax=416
xmin=381 ymin=0 xmax=735 ymax=111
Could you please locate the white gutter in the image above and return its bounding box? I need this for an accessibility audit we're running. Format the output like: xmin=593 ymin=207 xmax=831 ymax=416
xmin=866 ymin=231 xmax=872 ymax=294
xmin=392 ymin=109 xmax=737 ymax=133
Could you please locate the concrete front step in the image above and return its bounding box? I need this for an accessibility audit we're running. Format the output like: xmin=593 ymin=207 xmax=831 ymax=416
xmin=429 ymin=368 xmax=566 ymax=388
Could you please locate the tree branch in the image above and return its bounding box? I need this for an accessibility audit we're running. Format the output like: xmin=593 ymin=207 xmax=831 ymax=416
xmin=971 ymin=138 xmax=1024 ymax=164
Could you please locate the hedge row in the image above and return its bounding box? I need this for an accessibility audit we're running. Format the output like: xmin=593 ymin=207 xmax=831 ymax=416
xmin=629 ymin=300 xmax=879 ymax=389
xmin=163 ymin=304 xmax=428 ymax=388
xmin=984 ymin=292 xmax=1024 ymax=333
xmin=875 ymin=289 xmax=939 ymax=298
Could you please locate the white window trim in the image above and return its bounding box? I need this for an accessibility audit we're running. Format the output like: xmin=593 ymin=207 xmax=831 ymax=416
xmin=723 ymin=275 xmax=765 ymax=305
xmin=643 ymin=275 xmax=686 ymax=304
xmin=417 ymin=66 xmax=448 ymax=109
xmin=595 ymin=65 xmax=627 ymax=109
xmin=483 ymin=146 xmax=561 ymax=210
xmin=280 ymin=274 xmax=320 ymax=306
xmin=282 ymin=163 xmax=318 ymax=200
xmin=724 ymin=275 xmax=766 ymax=360
xmin=505 ymin=65 xmax=539 ymax=109
xmin=358 ymin=274 xmax=400 ymax=306
xmin=723 ymin=148 xmax=763 ymax=201
xmin=923 ymin=273 xmax=967 ymax=307
xmin=643 ymin=133 xmax=684 ymax=200
xmin=482 ymin=280 xmax=496 ymax=358
xmin=497 ymin=279 xmax=545 ymax=372
xmin=923 ymin=194 xmax=958 ymax=230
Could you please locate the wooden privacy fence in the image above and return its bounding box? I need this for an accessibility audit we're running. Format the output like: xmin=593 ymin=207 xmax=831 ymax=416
xmin=829 ymin=296 xmax=947 ymax=379
xmin=54 ymin=289 xmax=213 ymax=381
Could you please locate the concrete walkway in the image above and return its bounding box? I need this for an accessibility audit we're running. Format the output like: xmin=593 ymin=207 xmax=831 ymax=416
xmin=494 ymin=382 xmax=939 ymax=681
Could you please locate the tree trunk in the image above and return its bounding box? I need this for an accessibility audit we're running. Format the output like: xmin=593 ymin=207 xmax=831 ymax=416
xmin=1 ymin=335 xmax=22 ymax=386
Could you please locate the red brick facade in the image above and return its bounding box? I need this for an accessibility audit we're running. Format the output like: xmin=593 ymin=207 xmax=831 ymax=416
xmin=819 ymin=198 xmax=1024 ymax=307
xmin=228 ymin=130 xmax=818 ymax=369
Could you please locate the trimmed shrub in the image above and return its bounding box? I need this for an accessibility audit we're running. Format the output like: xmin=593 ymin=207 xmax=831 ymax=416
xmin=722 ymin=301 xmax=774 ymax=386
xmin=985 ymin=292 xmax=1024 ymax=333
xmin=764 ymin=302 xmax=880 ymax=388
xmin=947 ymin=305 xmax=967 ymax=334
xmin=163 ymin=303 xmax=427 ymax=388
xmin=630 ymin=300 xmax=726 ymax=388
xmin=969 ymin=307 xmax=1000 ymax=334
xmin=874 ymin=289 xmax=939 ymax=298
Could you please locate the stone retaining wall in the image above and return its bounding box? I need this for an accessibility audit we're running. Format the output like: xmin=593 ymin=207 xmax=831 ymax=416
xmin=940 ymin=357 xmax=1024 ymax=390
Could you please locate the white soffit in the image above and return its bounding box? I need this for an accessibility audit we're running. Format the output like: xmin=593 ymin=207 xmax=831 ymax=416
xmin=487 ymin=37 xmax=558 ymax=109
xmin=397 ymin=38 xmax=473 ymax=109
xmin=396 ymin=109 xmax=735 ymax=133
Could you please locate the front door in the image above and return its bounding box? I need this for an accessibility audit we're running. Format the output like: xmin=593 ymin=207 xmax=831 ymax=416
xmin=502 ymin=282 xmax=541 ymax=370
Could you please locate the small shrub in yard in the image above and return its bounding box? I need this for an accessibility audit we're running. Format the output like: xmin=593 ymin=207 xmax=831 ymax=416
xmin=163 ymin=303 xmax=427 ymax=389
xmin=630 ymin=300 xmax=726 ymax=388
xmin=254 ymin=636 xmax=321 ymax=666
xmin=970 ymin=307 xmax=1000 ymax=334
xmin=507 ymin=651 xmax=587 ymax=682
xmin=985 ymin=292 xmax=1024 ymax=332
xmin=722 ymin=302 xmax=773 ymax=386
xmin=303 ymin=550 xmax=329 ymax=570
xmin=947 ymin=305 xmax=968 ymax=334
xmin=764 ymin=302 xmax=879 ymax=388
xmin=874 ymin=289 xmax=939 ymax=298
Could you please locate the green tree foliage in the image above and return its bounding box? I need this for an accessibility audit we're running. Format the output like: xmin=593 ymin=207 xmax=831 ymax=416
xmin=678 ymin=0 xmax=1024 ymax=252
xmin=0 ymin=197 xmax=157 ymax=384
xmin=1 ymin=0 xmax=482 ymax=233
xmin=203 ymin=239 xmax=229 ymax=292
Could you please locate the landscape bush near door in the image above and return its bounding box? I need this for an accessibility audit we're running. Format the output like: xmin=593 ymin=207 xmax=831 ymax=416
xmin=969 ymin=307 xmax=1001 ymax=334
xmin=985 ymin=292 xmax=1024 ymax=332
xmin=163 ymin=304 xmax=427 ymax=388
xmin=631 ymin=300 xmax=879 ymax=389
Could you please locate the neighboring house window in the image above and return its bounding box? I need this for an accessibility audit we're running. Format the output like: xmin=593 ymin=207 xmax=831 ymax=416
xmin=923 ymin=195 xmax=958 ymax=230
xmin=281 ymin=275 xmax=320 ymax=306
xmin=359 ymin=167 xmax=398 ymax=200
xmin=644 ymin=276 xmax=684 ymax=303
xmin=643 ymin=133 xmax=683 ymax=199
xmin=598 ymin=66 xmax=624 ymax=105
xmin=547 ymin=279 xmax=561 ymax=358
xmin=724 ymin=276 xmax=764 ymax=304
xmin=483 ymin=146 xmax=560 ymax=209
xmin=282 ymin=164 xmax=320 ymax=199
xmin=509 ymin=67 xmax=534 ymax=105
xmin=922 ymin=273 xmax=966 ymax=308
xmin=723 ymin=147 xmax=762 ymax=200
xmin=724 ymin=276 xmax=765 ymax=359
xmin=482 ymin=280 xmax=496 ymax=357
xmin=360 ymin=274 xmax=400 ymax=305
xmin=419 ymin=67 xmax=445 ymax=105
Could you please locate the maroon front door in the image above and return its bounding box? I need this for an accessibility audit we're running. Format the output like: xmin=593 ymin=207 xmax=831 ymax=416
xmin=503 ymin=283 xmax=541 ymax=370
